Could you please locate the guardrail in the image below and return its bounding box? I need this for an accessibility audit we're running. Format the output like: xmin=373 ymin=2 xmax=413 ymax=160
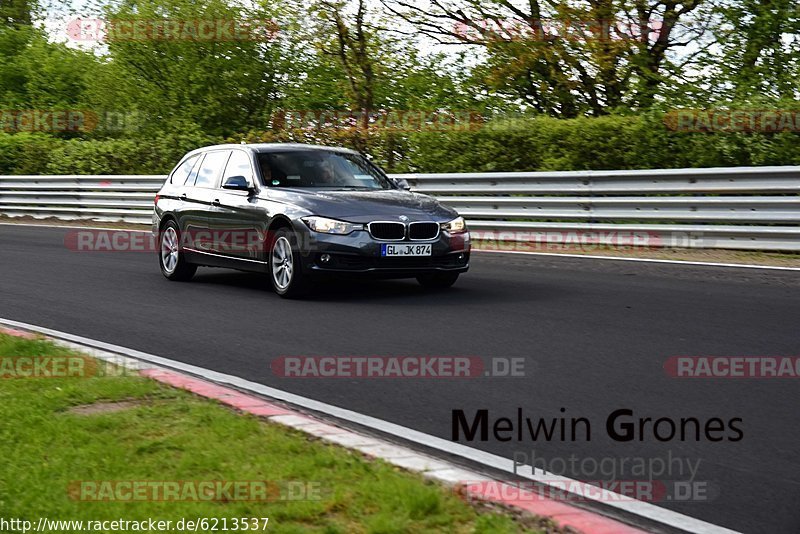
xmin=1 ymin=167 xmax=798 ymax=251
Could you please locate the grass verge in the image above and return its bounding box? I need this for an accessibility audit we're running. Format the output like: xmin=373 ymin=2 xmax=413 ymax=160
xmin=0 ymin=333 xmax=554 ymax=534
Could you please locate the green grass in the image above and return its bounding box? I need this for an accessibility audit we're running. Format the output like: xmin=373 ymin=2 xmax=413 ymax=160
xmin=0 ymin=334 xmax=546 ymax=533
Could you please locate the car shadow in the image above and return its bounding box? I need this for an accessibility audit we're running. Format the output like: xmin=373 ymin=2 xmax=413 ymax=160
xmin=191 ymin=269 xmax=461 ymax=301
xmin=188 ymin=268 xmax=560 ymax=305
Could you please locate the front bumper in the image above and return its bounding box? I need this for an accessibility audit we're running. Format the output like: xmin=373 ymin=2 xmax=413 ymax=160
xmin=294 ymin=221 xmax=470 ymax=277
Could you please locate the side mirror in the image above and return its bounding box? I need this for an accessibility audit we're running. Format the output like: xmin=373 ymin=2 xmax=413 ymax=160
xmin=223 ymin=176 xmax=255 ymax=193
xmin=392 ymin=178 xmax=411 ymax=191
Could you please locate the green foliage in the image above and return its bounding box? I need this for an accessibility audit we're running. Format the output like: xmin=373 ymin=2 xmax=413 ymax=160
xmin=0 ymin=0 xmax=797 ymax=175
xmin=5 ymin=113 xmax=797 ymax=176
xmin=86 ymin=0 xmax=294 ymax=138
xmin=0 ymin=132 xmax=54 ymax=174
xmin=0 ymin=0 xmax=35 ymax=26
xmin=400 ymin=114 xmax=800 ymax=173
xmin=0 ymin=130 xmax=217 ymax=174
xmin=0 ymin=26 xmax=96 ymax=111
xmin=707 ymin=0 xmax=800 ymax=102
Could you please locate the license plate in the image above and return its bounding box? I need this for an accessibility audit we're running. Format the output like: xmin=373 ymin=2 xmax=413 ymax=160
xmin=381 ymin=244 xmax=432 ymax=257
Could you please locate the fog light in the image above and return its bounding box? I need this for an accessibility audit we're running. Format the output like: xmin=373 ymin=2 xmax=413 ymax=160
xmin=320 ymin=254 xmax=331 ymax=263
xmin=457 ymin=253 xmax=465 ymax=261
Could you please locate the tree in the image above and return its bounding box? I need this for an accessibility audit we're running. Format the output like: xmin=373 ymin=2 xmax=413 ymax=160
xmin=294 ymin=0 xmax=486 ymax=159
xmin=0 ymin=0 xmax=34 ymax=27
xmin=708 ymin=0 xmax=800 ymax=102
xmin=382 ymin=0 xmax=712 ymax=115
xmin=0 ymin=26 xmax=97 ymax=116
xmin=92 ymin=0 xmax=295 ymax=137
xmin=311 ymin=0 xmax=377 ymax=135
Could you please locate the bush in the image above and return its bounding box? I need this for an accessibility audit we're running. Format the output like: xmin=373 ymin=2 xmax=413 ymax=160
xmin=0 ymin=130 xmax=218 ymax=175
xmin=0 ymin=133 xmax=57 ymax=174
xmin=1 ymin=113 xmax=798 ymax=175
xmin=400 ymin=113 xmax=800 ymax=173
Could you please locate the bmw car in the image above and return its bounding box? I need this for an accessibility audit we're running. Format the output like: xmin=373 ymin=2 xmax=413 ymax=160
xmin=153 ymin=143 xmax=470 ymax=297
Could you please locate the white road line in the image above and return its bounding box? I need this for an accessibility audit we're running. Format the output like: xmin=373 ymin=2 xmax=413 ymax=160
xmin=0 ymin=317 xmax=742 ymax=534
xmin=2 ymin=221 xmax=797 ymax=271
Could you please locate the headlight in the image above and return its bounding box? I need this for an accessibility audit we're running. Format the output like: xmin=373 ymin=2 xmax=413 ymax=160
xmin=302 ymin=216 xmax=362 ymax=235
xmin=441 ymin=216 xmax=467 ymax=234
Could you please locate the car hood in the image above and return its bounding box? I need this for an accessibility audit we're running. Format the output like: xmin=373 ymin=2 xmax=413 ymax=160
xmin=264 ymin=188 xmax=458 ymax=223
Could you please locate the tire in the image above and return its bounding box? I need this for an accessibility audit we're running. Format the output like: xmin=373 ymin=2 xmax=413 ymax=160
xmin=159 ymin=220 xmax=197 ymax=281
xmin=416 ymin=272 xmax=459 ymax=289
xmin=269 ymin=227 xmax=311 ymax=298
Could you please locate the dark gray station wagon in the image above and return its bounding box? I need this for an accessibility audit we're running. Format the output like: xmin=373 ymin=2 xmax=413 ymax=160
xmin=153 ymin=144 xmax=470 ymax=297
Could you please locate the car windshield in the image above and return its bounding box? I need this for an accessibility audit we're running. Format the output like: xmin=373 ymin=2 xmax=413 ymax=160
xmin=258 ymin=150 xmax=392 ymax=190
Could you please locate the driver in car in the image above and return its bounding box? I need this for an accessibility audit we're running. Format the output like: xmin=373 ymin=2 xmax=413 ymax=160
xmin=316 ymin=160 xmax=341 ymax=186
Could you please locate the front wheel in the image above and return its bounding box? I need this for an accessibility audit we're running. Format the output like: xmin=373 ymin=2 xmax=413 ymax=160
xmin=159 ymin=221 xmax=197 ymax=281
xmin=269 ymin=228 xmax=310 ymax=298
xmin=416 ymin=272 xmax=459 ymax=289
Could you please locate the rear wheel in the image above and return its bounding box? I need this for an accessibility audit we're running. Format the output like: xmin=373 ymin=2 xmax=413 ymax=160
xmin=416 ymin=272 xmax=459 ymax=289
xmin=269 ymin=227 xmax=310 ymax=298
xmin=159 ymin=221 xmax=197 ymax=281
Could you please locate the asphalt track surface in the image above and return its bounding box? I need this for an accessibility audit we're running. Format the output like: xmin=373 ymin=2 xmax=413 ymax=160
xmin=1 ymin=224 xmax=798 ymax=534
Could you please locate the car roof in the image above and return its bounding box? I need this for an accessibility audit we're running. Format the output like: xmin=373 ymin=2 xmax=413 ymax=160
xmin=185 ymin=143 xmax=360 ymax=158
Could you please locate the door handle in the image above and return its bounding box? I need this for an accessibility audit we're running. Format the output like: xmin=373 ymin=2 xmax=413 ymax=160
xmin=179 ymin=193 xmax=187 ymax=201
xmin=212 ymin=199 xmax=221 ymax=206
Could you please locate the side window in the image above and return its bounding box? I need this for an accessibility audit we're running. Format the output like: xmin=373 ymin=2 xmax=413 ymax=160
xmin=185 ymin=154 xmax=205 ymax=187
xmin=170 ymin=155 xmax=199 ymax=185
xmin=221 ymin=150 xmax=255 ymax=188
xmin=194 ymin=150 xmax=231 ymax=188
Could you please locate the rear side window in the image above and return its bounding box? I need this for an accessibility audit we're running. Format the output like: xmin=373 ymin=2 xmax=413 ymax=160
xmin=194 ymin=150 xmax=231 ymax=188
xmin=185 ymin=154 xmax=205 ymax=187
xmin=170 ymin=155 xmax=199 ymax=185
